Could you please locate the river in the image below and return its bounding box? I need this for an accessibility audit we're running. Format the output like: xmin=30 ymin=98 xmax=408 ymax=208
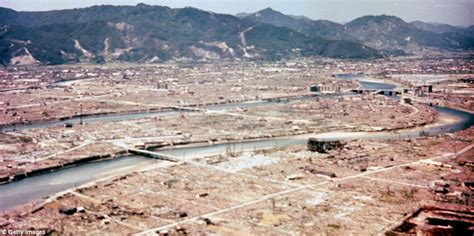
xmin=1 ymin=74 xmax=375 ymax=132
xmin=0 ymin=156 xmax=152 ymax=211
xmin=0 ymin=94 xmax=353 ymax=132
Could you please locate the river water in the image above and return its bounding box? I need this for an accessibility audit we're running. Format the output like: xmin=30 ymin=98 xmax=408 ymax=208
xmin=0 ymin=94 xmax=352 ymax=132
xmin=0 ymin=156 xmax=151 ymax=211
xmin=0 ymin=110 xmax=180 ymax=132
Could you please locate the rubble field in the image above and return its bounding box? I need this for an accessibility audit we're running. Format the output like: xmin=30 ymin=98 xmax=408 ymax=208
xmin=1 ymin=127 xmax=471 ymax=235
xmin=0 ymin=58 xmax=472 ymax=235
xmin=0 ymin=94 xmax=437 ymax=182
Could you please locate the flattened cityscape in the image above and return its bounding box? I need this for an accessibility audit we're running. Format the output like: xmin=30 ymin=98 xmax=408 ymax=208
xmin=1 ymin=57 xmax=472 ymax=235
xmin=0 ymin=3 xmax=473 ymax=236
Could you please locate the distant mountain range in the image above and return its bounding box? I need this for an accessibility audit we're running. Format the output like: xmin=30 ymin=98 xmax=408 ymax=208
xmin=0 ymin=4 xmax=472 ymax=65
xmin=241 ymin=8 xmax=473 ymax=52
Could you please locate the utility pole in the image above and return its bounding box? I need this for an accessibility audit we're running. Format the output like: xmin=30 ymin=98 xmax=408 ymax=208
xmin=80 ymin=104 xmax=83 ymax=125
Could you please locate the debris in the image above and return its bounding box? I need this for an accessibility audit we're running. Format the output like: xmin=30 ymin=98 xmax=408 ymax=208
xmin=176 ymin=211 xmax=188 ymax=218
xmin=197 ymin=217 xmax=214 ymax=225
xmin=367 ymin=166 xmax=383 ymax=171
xmin=175 ymin=226 xmax=187 ymax=235
xmin=387 ymin=206 xmax=474 ymax=235
xmin=463 ymin=181 xmax=474 ymax=191
xmin=59 ymin=207 xmax=77 ymax=215
xmin=196 ymin=193 xmax=209 ymax=198
xmin=307 ymin=139 xmax=343 ymax=153
xmin=155 ymin=209 xmax=188 ymax=219
xmin=303 ymin=167 xmax=336 ymax=178
xmin=420 ymin=160 xmax=453 ymax=168
xmin=286 ymin=174 xmax=304 ymax=181
xmin=429 ymin=180 xmax=449 ymax=193
xmin=76 ymin=206 xmax=86 ymax=213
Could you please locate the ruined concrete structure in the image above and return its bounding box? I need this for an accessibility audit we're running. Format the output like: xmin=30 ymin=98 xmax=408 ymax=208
xmin=387 ymin=205 xmax=474 ymax=235
xmin=307 ymin=138 xmax=344 ymax=153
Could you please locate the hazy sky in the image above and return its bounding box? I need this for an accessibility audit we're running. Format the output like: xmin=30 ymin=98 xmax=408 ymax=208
xmin=1 ymin=0 xmax=473 ymax=26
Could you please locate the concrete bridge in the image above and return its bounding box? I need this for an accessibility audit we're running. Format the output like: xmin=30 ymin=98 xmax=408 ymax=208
xmin=169 ymin=106 xmax=204 ymax=112
xmin=351 ymin=89 xmax=402 ymax=96
xmin=110 ymin=141 xmax=179 ymax=162
xmin=127 ymin=148 xmax=179 ymax=162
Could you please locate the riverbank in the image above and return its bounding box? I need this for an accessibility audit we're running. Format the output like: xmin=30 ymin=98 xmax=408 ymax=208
xmin=0 ymin=93 xmax=325 ymax=131
xmin=0 ymin=152 xmax=128 ymax=185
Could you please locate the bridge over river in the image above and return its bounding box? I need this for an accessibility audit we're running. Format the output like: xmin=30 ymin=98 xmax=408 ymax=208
xmin=351 ymin=88 xmax=402 ymax=96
